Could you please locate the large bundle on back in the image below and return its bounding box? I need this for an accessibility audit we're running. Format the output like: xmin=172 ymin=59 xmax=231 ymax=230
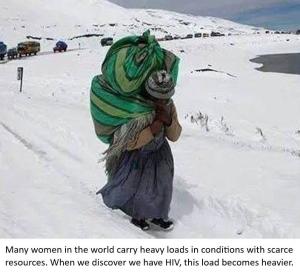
xmin=90 ymin=30 xmax=180 ymax=145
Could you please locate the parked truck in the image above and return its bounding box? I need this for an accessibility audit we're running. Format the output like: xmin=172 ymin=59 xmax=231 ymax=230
xmin=17 ymin=41 xmax=40 ymax=57
xmin=0 ymin=41 xmax=7 ymax=60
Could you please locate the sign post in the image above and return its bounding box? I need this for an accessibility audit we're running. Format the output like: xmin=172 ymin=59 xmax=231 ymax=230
xmin=17 ymin=67 xmax=23 ymax=92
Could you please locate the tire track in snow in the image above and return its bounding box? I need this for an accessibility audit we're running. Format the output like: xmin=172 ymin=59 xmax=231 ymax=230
xmin=41 ymin=138 xmax=83 ymax=163
xmin=0 ymin=121 xmax=81 ymax=184
xmin=0 ymin=122 xmax=49 ymax=161
xmin=1 ymin=105 xmax=83 ymax=164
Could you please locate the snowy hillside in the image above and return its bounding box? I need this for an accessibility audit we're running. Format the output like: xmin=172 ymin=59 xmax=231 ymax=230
xmin=1 ymin=1 xmax=300 ymax=238
xmin=0 ymin=0 xmax=263 ymax=46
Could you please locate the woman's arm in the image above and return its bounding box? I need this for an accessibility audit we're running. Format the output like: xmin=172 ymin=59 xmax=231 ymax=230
xmin=127 ymin=119 xmax=164 ymax=151
xmin=127 ymin=126 xmax=154 ymax=151
xmin=165 ymin=103 xmax=182 ymax=142
xmin=126 ymin=103 xmax=181 ymax=150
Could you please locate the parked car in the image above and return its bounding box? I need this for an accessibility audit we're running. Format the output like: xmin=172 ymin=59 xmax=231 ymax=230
xmin=181 ymin=34 xmax=193 ymax=39
xmin=101 ymin=37 xmax=113 ymax=46
xmin=17 ymin=41 xmax=40 ymax=57
xmin=211 ymin=31 xmax=225 ymax=37
xmin=296 ymin=29 xmax=300 ymax=35
xmin=7 ymin=47 xmax=18 ymax=59
xmin=0 ymin=41 xmax=7 ymax=60
xmin=173 ymin=35 xmax=180 ymax=40
xmin=53 ymin=41 xmax=68 ymax=52
xmin=203 ymin=33 xmax=209 ymax=38
xmin=164 ymin=35 xmax=173 ymax=41
xmin=194 ymin=33 xmax=202 ymax=38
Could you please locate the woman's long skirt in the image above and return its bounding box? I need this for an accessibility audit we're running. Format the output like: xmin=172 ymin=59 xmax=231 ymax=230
xmin=98 ymin=135 xmax=174 ymax=220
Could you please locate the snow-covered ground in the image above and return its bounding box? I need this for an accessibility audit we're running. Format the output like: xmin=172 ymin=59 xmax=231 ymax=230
xmin=1 ymin=1 xmax=300 ymax=238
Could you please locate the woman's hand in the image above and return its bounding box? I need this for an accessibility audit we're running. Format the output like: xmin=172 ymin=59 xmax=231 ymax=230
xmin=150 ymin=120 xmax=163 ymax=135
xmin=155 ymin=103 xmax=172 ymax=126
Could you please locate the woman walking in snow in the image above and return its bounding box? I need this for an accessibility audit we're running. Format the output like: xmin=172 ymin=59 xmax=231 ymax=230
xmin=97 ymin=70 xmax=182 ymax=231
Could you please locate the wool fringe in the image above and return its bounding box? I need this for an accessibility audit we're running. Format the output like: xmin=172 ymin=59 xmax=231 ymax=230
xmin=101 ymin=112 xmax=155 ymax=176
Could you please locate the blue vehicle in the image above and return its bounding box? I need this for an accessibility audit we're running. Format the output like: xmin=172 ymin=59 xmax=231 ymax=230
xmin=53 ymin=41 xmax=68 ymax=52
xmin=0 ymin=41 xmax=7 ymax=60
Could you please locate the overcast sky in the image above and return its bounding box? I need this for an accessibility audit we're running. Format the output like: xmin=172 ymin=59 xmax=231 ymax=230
xmin=109 ymin=0 xmax=300 ymax=30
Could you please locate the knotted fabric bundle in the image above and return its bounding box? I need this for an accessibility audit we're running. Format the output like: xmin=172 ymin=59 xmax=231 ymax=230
xmin=90 ymin=30 xmax=180 ymax=175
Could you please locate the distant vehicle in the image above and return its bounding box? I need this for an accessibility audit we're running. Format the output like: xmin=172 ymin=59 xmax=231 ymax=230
xmin=265 ymin=30 xmax=270 ymax=34
xmin=173 ymin=35 xmax=180 ymax=40
xmin=164 ymin=35 xmax=173 ymax=41
xmin=211 ymin=31 xmax=225 ymax=37
xmin=0 ymin=41 xmax=7 ymax=60
xmin=296 ymin=30 xmax=300 ymax=35
xmin=53 ymin=41 xmax=68 ymax=52
xmin=7 ymin=47 xmax=18 ymax=59
xmin=182 ymin=34 xmax=193 ymax=39
xmin=194 ymin=33 xmax=202 ymax=38
xmin=17 ymin=41 xmax=40 ymax=57
xmin=101 ymin=37 xmax=113 ymax=46
xmin=274 ymin=31 xmax=280 ymax=34
xmin=203 ymin=33 xmax=209 ymax=38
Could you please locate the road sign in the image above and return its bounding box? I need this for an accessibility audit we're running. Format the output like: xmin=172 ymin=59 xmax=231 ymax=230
xmin=17 ymin=67 xmax=24 ymax=92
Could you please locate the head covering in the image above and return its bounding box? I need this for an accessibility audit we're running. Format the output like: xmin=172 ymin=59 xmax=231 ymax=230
xmin=145 ymin=70 xmax=175 ymax=100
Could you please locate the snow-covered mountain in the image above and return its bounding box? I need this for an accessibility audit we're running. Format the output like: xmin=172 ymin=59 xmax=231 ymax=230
xmin=1 ymin=1 xmax=300 ymax=238
xmin=0 ymin=0 xmax=263 ymax=46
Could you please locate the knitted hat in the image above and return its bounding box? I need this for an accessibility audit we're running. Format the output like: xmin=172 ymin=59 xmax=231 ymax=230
xmin=145 ymin=70 xmax=175 ymax=100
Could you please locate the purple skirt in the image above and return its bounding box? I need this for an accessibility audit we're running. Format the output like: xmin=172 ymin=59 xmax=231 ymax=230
xmin=98 ymin=135 xmax=174 ymax=220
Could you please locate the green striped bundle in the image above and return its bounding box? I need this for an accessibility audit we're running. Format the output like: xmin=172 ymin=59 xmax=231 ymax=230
xmin=90 ymin=75 xmax=153 ymax=143
xmin=90 ymin=30 xmax=180 ymax=144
